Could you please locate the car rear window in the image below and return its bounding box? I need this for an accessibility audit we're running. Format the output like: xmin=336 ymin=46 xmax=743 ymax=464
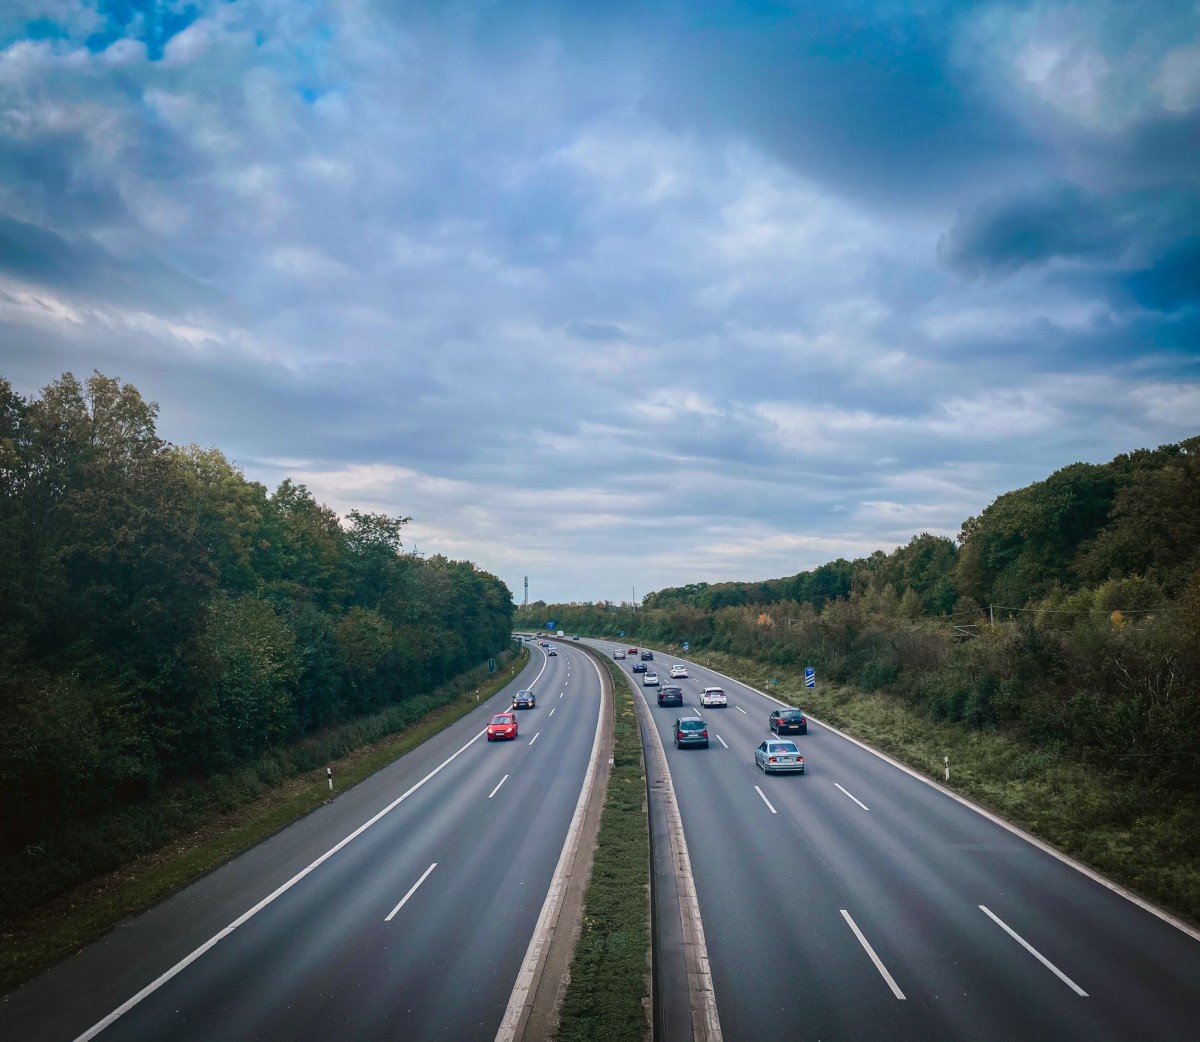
xmin=781 ymin=710 xmax=805 ymax=720
xmin=771 ymin=742 xmax=798 ymax=753
xmin=679 ymin=720 xmax=705 ymax=730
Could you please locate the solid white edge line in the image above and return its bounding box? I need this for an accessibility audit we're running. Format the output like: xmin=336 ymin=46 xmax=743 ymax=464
xmin=979 ymin=905 xmax=1089 ymax=997
xmin=488 ymin=774 xmax=510 ymax=799
xmin=72 ymin=728 xmax=488 ymax=1042
xmin=529 ymin=732 xmax=541 ymax=746
xmin=494 ymin=653 xmax=606 ymax=1042
xmin=840 ymin=909 xmax=906 ymax=1000
xmin=715 ymin=735 xmax=729 ymax=749
xmin=753 ymin=785 xmax=778 ymax=815
xmin=834 ymin=782 xmax=870 ymax=811
xmin=734 ymin=705 xmax=747 ymax=715
xmin=694 ymin=662 xmax=1200 ymax=945
xmin=384 ymin=863 xmax=438 ymax=922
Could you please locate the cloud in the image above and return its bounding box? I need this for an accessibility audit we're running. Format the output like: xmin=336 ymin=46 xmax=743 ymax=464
xmin=0 ymin=1 xmax=1196 ymax=604
xmin=937 ymin=182 xmax=1120 ymax=279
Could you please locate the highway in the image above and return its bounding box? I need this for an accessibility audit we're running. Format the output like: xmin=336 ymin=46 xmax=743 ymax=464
xmin=1 ymin=642 xmax=602 ymax=1042
xmin=595 ymin=640 xmax=1200 ymax=1042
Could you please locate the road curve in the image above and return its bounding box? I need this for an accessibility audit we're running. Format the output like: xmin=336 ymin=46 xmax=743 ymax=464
xmin=592 ymin=639 xmax=1200 ymax=1042
xmin=1 ymin=644 xmax=602 ymax=1042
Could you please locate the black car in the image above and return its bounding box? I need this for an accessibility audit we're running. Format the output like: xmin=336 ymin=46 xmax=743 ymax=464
xmin=769 ymin=707 xmax=808 ymax=735
xmin=640 ymin=650 xmax=653 ymax=660
xmin=632 ymin=661 xmax=647 ymax=673
xmin=547 ymin=648 xmax=558 ymax=656
xmin=657 ymin=685 xmax=683 ymax=707
xmin=512 ymin=689 xmax=536 ymax=709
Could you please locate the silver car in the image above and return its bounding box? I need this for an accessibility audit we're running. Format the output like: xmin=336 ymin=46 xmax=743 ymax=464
xmin=755 ymin=739 xmax=805 ymax=774
xmin=642 ymin=671 xmax=660 ymax=686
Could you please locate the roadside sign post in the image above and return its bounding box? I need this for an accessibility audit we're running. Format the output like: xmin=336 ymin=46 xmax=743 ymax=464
xmin=805 ymin=667 xmax=816 ymax=688
xmin=682 ymin=641 xmax=689 ymax=652
xmin=327 ymin=766 xmax=333 ymax=791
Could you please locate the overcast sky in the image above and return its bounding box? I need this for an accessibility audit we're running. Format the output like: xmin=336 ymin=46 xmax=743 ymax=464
xmin=2 ymin=1 xmax=1198 ymax=605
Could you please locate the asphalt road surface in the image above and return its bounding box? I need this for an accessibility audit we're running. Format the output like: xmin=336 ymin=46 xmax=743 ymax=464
xmin=596 ymin=639 xmax=1200 ymax=1042
xmin=2 ymin=642 xmax=601 ymax=1042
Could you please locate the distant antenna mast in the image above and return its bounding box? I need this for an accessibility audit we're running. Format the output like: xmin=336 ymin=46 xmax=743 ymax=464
xmin=524 ymin=575 xmax=529 ymax=608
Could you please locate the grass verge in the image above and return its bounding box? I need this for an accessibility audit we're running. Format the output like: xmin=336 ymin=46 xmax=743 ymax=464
xmin=555 ymin=658 xmax=651 ymax=1042
xmin=1 ymin=649 xmax=528 ymax=995
xmin=692 ymin=648 xmax=1200 ymax=928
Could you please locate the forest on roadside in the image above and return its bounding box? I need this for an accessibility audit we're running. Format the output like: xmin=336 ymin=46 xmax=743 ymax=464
xmin=0 ymin=372 xmax=514 ymax=871
xmin=517 ymin=437 xmax=1200 ymax=790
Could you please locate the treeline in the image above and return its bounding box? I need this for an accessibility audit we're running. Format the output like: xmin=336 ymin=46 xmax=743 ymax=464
xmin=517 ymin=437 xmax=1200 ymax=788
xmin=0 ymin=372 xmax=514 ymax=852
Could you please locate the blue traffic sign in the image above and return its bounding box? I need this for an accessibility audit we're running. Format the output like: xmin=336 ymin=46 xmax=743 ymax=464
xmin=805 ymin=666 xmax=816 ymax=688
xmin=546 ymin=620 xmax=556 ymax=629
xmin=619 ymin=630 xmax=625 ymax=637
xmin=682 ymin=641 xmax=689 ymax=652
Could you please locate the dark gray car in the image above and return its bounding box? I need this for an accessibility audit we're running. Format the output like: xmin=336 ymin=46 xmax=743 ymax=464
xmin=673 ymin=715 xmax=709 ymax=748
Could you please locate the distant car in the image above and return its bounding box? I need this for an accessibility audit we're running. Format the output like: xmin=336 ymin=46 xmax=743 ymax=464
xmin=669 ymin=664 xmax=688 ymax=679
xmin=547 ymin=648 xmax=558 ymax=656
xmin=769 ymin=707 xmax=808 ymax=735
xmin=632 ymin=661 xmax=647 ymax=673
xmin=572 ymin=635 xmax=580 ymax=640
xmin=613 ymin=649 xmax=626 ymax=659
xmin=628 ymin=647 xmax=638 ymax=655
xmin=539 ymin=641 xmax=549 ymax=648
xmin=640 ymin=650 xmax=653 ymax=660
xmin=642 ymin=671 xmax=660 ymax=686
xmin=700 ymin=686 xmax=727 ymax=707
xmin=512 ymin=689 xmax=536 ymax=710
xmin=658 ymin=685 xmax=683 ymax=707
xmin=487 ymin=712 xmax=518 ymax=741
xmin=674 ymin=716 xmax=710 ymax=748
xmin=756 ymin=739 xmax=804 ymax=773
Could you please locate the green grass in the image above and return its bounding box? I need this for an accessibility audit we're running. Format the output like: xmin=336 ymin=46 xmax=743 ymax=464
xmin=555 ymin=658 xmax=651 ymax=1042
xmin=692 ymin=648 xmax=1200 ymax=927
xmin=1 ymin=650 xmax=529 ymax=994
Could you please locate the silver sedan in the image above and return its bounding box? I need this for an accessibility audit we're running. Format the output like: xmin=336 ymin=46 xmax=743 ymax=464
xmin=755 ymin=739 xmax=805 ymax=774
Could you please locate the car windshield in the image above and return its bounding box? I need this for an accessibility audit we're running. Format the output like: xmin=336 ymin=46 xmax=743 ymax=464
xmin=492 ymin=715 xmax=512 ymax=724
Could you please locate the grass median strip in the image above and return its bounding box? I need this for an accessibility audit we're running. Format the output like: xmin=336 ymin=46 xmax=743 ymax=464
xmin=555 ymin=659 xmax=650 ymax=1042
xmin=1 ymin=649 xmax=528 ymax=994
xmin=692 ymin=648 xmax=1200 ymax=928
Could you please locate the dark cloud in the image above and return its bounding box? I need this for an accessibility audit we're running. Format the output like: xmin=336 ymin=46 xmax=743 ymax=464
xmin=937 ymin=182 xmax=1120 ymax=280
xmin=1126 ymin=238 xmax=1200 ymax=313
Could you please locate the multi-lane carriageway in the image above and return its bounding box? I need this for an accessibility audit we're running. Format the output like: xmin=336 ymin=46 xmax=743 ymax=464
xmin=5 ymin=636 xmax=1200 ymax=1042
xmin=2 ymin=643 xmax=604 ymax=1042
xmin=596 ymin=638 xmax=1200 ymax=1042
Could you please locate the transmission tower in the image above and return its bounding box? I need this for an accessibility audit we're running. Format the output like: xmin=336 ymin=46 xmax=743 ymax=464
xmin=523 ymin=575 xmax=528 ymax=607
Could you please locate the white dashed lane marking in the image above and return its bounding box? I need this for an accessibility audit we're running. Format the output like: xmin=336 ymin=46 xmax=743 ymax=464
xmin=488 ymin=775 xmax=509 ymax=799
xmin=385 ymin=863 xmax=438 ymax=922
xmin=754 ymin=785 xmax=777 ymax=815
xmin=835 ymin=783 xmax=869 ymax=811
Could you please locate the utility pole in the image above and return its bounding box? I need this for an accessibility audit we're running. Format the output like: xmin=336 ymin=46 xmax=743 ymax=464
xmin=523 ymin=575 xmax=528 ymax=608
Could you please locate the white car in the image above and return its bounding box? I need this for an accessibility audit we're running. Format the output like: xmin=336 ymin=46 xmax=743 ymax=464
xmin=642 ymin=671 xmax=660 ymax=686
xmin=700 ymin=686 xmax=727 ymax=707
xmin=669 ymin=664 xmax=688 ymax=679
xmin=613 ymin=649 xmax=626 ymax=659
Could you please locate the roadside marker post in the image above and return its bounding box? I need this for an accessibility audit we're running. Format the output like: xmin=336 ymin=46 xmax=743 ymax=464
xmin=327 ymin=767 xmax=333 ymax=791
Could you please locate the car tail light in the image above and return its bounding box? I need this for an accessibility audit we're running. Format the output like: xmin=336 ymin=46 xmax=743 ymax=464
xmin=701 ymin=730 xmax=708 ymax=738
xmin=768 ymin=756 xmax=777 ymax=763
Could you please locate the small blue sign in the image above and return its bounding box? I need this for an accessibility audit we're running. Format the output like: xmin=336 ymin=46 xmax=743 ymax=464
xmin=682 ymin=641 xmax=690 ymax=652
xmin=805 ymin=666 xmax=816 ymax=688
xmin=619 ymin=630 xmax=625 ymax=637
xmin=546 ymin=620 xmax=556 ymax=629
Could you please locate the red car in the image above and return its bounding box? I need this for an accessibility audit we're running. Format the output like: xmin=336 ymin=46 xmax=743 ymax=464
xmin=487 ymin=712 xmax=518 ymax=741
xmin=628 ymin=647 xmax=638 ymax=655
